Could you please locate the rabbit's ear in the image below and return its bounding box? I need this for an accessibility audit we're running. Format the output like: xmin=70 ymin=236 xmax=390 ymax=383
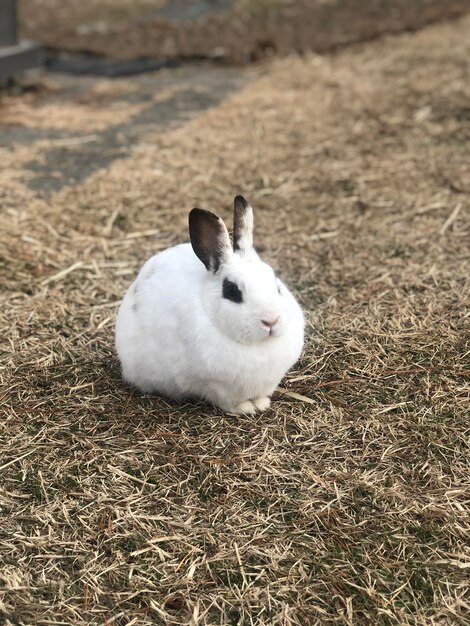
xmin=189 ymin=208 xmax=232 ymax=272
xmin=233 ymin=195 xmax=253 ymax=254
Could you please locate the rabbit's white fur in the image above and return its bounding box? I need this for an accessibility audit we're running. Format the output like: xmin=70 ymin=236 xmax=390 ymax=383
xmin=115 ymin=197 xmax=304 ymax=414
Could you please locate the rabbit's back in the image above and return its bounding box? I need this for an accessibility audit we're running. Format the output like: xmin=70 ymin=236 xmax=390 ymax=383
xmin=115 ymin=243 xmax=206 ymax=395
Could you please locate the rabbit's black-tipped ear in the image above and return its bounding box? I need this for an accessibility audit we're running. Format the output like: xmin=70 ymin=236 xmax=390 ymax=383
xmin=189 ymin=208 xmax=232 ymax=272
xmin=233 ymin=195 xmax=253 ymax=254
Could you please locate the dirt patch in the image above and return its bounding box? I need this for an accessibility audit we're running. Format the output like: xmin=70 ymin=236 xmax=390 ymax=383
xmin=18 ymin=0 xmax=470 ymax=62
xmin=1 ymin=14 xmax=469 ymax=626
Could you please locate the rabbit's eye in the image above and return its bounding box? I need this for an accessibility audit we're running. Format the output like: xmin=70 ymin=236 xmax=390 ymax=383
xmin=223 ymin=279 xmax=243 ymax=304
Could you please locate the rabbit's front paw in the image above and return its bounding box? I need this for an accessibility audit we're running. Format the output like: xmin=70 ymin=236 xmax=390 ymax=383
xmin=252 ymin=396 xmax=271 ymax=412
xmin=227 ymin=400 xmax=257 ymax=415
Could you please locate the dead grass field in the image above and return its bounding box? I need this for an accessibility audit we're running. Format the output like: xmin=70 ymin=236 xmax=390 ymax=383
xmin=18 ymin=0 xmax=470 ymax=63
xmin=1 ymin=14 xmax=469 ymax=626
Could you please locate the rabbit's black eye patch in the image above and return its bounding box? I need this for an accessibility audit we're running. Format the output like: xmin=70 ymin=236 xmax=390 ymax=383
xmin=223 ymin=279 xmax=243 ymax=304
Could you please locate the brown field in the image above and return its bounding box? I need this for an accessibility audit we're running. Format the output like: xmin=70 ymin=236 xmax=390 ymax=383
xmin=1 ymin=11 xmax=469 ymax=626
xmin=18 ymin=0 xmax=470 ymax=63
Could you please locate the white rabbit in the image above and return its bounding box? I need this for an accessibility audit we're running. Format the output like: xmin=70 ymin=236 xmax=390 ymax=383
xmin=115 ymin=196 xmax=304 ymax=414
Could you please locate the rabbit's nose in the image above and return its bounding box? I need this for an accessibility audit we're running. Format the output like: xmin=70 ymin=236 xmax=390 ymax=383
xmin=261 ymin=316 xmax=279 ymax=329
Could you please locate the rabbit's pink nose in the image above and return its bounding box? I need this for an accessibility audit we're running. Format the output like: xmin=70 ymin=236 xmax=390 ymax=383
xmin=261 ymin=316 xmax=279 ymax=329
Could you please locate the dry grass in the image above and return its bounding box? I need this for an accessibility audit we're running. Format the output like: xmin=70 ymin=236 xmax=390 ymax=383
xmin=18 ymin=0 xmax=470 ymax=63
xmin=1 ymin=14 xmax=469 ymax=626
